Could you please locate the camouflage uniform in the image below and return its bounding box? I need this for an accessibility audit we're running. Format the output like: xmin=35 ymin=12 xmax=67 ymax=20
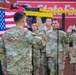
xmin=37 ymin=25 xmax=48 ymax=75
xmin=47 ymin=26 xmax=53 ymax=32
xmin=70 ymin=32 xmax=76 ymax=75
xmin=0 ymin=26 xmax=43 ymax=75
xmin=46 ymin=30 xmax=69 ymax=75
xmin=46 ymin=26 xmax=53 ymax=37
xmin=32 ymin=31 xmax=41 ymax=75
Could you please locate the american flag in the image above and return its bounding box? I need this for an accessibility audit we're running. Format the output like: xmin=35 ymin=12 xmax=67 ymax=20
xmin=0 ymin=8 xmax=27 ymax=39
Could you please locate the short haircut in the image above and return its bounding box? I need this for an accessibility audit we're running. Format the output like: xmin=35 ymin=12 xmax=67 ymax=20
xmin=46 ymin=17 xmax=52 ymax=20
xmin=46 ymin=17 xmax=52 ymax=19
xmin=32 ymin=20 xmax=37 ymax=24
xmin=52 ymin=19 xmax=59 ymax=23
xmin=14 ymin=12 xmax=26 ymax=22
xmin=46 ymin=17 xmax=52 ymax=22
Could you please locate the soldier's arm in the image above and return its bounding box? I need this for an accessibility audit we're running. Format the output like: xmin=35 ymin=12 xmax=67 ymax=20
xmin=72 ymin=32 xmax=76 ymax=41
xmin=37 ymin=26 xmax=47 ymax=49
xmin=61 ymin=31 xmax=74 ymax=57
xmin=62 ymin=42 xmax=69 ymax=57
xmin=0 ymin=37 xmax=6 ymax=74
xmin=62 ymin=32 xmax=74 ymax=44
xmin=38 ymin=32 xmax=46 ymax=48
xmin=25 ymin=30 xmax=43 ymax=46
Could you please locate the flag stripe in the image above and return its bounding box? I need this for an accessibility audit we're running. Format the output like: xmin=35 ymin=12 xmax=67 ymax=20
xmin=5 ymin=12 xmax=15 ymax=16
xmin=5 ymin=18 xmax=14 ymax=22
xmin=6 ymin=24 xmax=16 ymax=28
xmin=5 ymin=15 xmax=14 ymax=18
xmin=6 ymin=28 xmax=11 ymax=30
xmin=0 ymin=31 xmax=6 ymax=34
xmin=5 ymin=21 xmax=15 ymax=24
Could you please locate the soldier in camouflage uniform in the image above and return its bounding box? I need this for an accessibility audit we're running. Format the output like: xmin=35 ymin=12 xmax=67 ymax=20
xmin=45 ymin=18 xmax=53 ymax=41
xmin=45 ymin=18 xmax=53 ymax=75
xmin=36 ymin=17 xmax=53 ymax=75
xmin=31 ymin=22 xmax=41 ymax=75
xmin=36 ymin=17 xmax=47 ymax=75
xmin=0 ymin=12 xmax=44 ymax=75
xmin=46 ymin=19 xmax=70 ymax=75
xmin=69 ymin=25 xmax=76 ymax=75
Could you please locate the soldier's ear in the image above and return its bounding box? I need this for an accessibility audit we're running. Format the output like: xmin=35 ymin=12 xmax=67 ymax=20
xmin=23 ymin=19 xmax=25 ymax=23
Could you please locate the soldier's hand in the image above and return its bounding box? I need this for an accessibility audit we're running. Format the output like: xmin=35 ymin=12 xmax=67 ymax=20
xmin=72 ymin=25 xmax=76 ymax=31
xmin=36 ymin=17 xmax=42 ymax=26
xmin=62 ymin=57 xmax=66 ymax=62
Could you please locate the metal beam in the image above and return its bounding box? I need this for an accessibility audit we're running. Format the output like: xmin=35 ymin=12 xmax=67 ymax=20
xmin=24 ymin=11 xmax=53 ymax=18
xmin=39 ymin=8 xmax=76 ymax=13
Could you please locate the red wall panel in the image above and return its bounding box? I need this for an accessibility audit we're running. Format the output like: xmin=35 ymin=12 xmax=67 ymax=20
xmin=17 ymin=0 xmax=76 ymax=1
xmin=0 ymin=2 xmax=5 ymax=7
xmin=9 ymin=0 xmax=17 ymax=3
xmin=0 ymin=2 xmax=11 ymax=8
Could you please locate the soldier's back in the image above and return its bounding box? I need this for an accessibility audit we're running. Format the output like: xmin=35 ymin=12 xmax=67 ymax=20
xmin=2 ymin=26 xmax=32 ymax=74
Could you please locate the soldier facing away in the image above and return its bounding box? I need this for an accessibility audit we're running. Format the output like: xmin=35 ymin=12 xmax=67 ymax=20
xmin=0 ymin=12 xmax=44 ymax=75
